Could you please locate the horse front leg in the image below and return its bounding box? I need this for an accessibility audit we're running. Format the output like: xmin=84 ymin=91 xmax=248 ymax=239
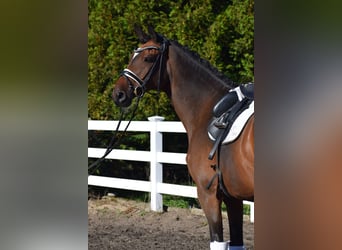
xmin=197 ymin=186 xmax=228 ymax=250
xmin=224 ymin=197 xmax=245 ymax=249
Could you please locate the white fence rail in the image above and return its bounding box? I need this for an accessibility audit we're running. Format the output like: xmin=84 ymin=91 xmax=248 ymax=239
xmin=88 ymin=116 xmax=254 ymax=223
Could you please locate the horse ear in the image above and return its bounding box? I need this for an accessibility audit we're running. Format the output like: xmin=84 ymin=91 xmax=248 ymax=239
xmin=134 ymin=25 xmax=150 ymax=43
xmin=148 ymin=25 xmax=158 ymax=42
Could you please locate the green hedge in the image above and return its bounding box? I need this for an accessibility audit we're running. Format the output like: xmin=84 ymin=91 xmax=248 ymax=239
xmin=88 ymin=0 xmax=254 ymax=121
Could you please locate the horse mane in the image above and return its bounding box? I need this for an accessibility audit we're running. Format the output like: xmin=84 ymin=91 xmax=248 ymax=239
xmin=149 ymin=31 xmax=237 ymax=88
xmin=169 ymin=39 xmax=238 ymax=89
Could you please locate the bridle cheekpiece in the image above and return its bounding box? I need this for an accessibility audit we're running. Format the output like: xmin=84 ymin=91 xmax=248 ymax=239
xmin=120 ymin=37 xmax=169 ymax=98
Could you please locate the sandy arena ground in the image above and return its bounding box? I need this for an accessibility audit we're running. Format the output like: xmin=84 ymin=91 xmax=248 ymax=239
xmin=88 ymin=197 xmax=254 ymax=249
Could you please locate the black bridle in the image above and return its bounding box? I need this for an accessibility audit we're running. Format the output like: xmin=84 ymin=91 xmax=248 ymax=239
xmin=121 ymin=37 xmax=169 ymax=98
xmin=88 ymin=37 xmax=169 ymax=174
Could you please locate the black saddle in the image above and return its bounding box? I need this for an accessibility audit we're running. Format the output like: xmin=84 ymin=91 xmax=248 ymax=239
xmin=240 ymin=83 xmax=254 ymax=99
xmin=212 ymin=83 xmax=254 ymax=118
xmin=208 ymin=83 xmax=254 ymax=160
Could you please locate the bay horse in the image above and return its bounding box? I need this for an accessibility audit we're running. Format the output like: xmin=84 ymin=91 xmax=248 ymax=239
xmin=112 ymin=26 xmax=254 ymax=250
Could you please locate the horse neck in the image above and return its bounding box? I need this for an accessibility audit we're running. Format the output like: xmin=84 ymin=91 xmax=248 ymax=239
xmin=166 ymin=44 xmax=230 ymax=135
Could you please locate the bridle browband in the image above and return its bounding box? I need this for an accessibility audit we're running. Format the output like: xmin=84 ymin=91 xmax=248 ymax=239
xmin=121 ymin=37 xmax=169 ymax=97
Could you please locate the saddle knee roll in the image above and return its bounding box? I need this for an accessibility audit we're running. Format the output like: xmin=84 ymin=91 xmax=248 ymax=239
xmin=212 ymin=92 xmax=238 ymax=117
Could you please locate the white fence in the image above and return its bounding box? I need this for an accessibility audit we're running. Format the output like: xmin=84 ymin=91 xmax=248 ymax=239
xmin=88 ymin=116 xmax=254 ymax=223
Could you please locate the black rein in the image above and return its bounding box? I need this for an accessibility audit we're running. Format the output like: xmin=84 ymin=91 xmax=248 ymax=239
xmin=88 ymin=37 xmax=169 ymax=174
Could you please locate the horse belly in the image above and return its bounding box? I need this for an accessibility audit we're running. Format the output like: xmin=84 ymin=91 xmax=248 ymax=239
xmin=221 ymin=149 xmax=254 ymax=200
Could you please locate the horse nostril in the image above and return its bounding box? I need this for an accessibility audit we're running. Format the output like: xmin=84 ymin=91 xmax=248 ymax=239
xmin=117 ymin=91 xmax=126 ymax=103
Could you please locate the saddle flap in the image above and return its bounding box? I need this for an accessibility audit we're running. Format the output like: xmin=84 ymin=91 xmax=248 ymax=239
xmin=208 ymin=100 xmax=254 ymax=144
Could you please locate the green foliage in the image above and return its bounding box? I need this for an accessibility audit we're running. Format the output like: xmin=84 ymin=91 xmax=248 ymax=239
xmin=204 ymin=0 xmax=254 ymax=82
xmin=88 ymin=0 xmax=254 ymax=121
xmin=163 ymin=195 xmax=199 ymax=209
xmin=243 ymin=204 xmax=251 ymax=215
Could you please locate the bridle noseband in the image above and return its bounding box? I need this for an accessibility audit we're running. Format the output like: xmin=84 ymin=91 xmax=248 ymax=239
xmin=121 ymin=68 xmax=146 ymax=97
xmin=121 ymin=37 xmax=169 ymax=98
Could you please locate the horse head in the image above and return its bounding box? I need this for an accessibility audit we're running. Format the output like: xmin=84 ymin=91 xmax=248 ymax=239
xmin=113 ymin=26 xmax=170 ymax=107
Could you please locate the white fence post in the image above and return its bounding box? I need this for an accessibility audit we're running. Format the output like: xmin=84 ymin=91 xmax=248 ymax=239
xmin=250 ymin=202 xmax=254 ymax=223
xmin=148 ymin=116 xmax=164 ymax=212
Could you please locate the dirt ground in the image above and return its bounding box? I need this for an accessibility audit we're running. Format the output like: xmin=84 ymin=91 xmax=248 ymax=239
xmin=88 ymin=196 xmax=254 ymax=249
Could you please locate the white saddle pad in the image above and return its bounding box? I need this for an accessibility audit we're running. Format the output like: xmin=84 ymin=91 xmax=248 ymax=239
xmin=209 ymin=101 xmax=254 ymax=144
